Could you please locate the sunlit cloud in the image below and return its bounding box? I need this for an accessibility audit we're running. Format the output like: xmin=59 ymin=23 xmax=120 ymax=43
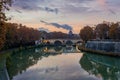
xmin=6 ymin=0 xmax=120 ymax=33
xmin=39 ymin=27 xmax=50 ymax=32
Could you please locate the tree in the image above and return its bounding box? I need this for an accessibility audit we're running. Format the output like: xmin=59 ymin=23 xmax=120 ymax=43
xmin=109 ymin=22 xmax=120 ymax=39
xmin=79 ymin=26 xmax=94 ymax=42
xmin=95 ymin=23 xmax=109 ymax=39
xmin=0 ymin=0 xmax=12 ymax=50
xmin=5 ymin=23 xmax=41 ymax=49
xmin=5 ymin=23 xmax=18 ymax=48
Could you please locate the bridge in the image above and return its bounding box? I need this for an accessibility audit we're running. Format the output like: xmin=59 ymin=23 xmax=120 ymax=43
xmin=35 ymin=39 xmax=83 ymax=46
xmin=42 ymin=39 xmax=83 ymax=45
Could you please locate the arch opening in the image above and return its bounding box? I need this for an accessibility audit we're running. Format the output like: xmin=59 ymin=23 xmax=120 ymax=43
xmin=54 ymin=40 xmax=62 ymax=46
xmin=66 ymin=40 xmax=73 ymax=46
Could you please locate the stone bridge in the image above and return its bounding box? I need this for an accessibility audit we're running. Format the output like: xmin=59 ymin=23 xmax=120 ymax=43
xmin=43 ymin=39 xmax=83 ymax=45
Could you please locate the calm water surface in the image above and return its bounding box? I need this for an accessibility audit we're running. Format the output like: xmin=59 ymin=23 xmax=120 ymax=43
xmin=0 ymin=46 xmax=120 ymax=80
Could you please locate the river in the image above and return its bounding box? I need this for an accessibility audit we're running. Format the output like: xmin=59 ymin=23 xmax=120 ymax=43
xmin=0 ymin=46 xmax=120 ymax=80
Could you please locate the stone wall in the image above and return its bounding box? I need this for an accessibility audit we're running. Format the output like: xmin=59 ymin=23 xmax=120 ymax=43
xmin=86 ymin=41 xmax=120 ymax=53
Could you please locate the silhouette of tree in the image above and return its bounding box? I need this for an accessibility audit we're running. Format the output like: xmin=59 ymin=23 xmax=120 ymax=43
xmin=109 ymin=22 xmax=120 ymax=40
xmin=79 ymin=26 xmax=94 ymax=42
xmin=95 ymin=23 xmax=109 ymax=39
xmin=4 ymin=23 xmax=40 ymax=49
xmin=0 ymin=0 xmax=12 ymax=50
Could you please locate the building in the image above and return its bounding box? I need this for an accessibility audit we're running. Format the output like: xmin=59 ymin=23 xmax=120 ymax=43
xmin=68 ymin=30 xmax=73 ymax=38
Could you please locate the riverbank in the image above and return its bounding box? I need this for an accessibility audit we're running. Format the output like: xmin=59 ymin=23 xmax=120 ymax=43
xmin=0 ymin=44 xmax=52 ymax=80
xmin=78 ymin=46 xmax=120 ymax=57
xmin=0 ymin=45 xmax=47 ymax=80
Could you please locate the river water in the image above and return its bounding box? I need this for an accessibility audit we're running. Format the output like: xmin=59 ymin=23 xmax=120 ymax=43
xmin=0 ymin=46 xmax=120 ymax=80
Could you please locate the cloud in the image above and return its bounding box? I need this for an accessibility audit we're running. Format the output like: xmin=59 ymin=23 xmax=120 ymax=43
xmin=39 ymin=27 xmax=49 ymax=32
xmin=15 ymin=9 xmax=22 ymax=13
xmin=40 ymin=20 xmax=73 ymax=31
xmin=12 ymin=0 xmax=59 ymax=14
xmin=8 ymin=0 xmax=120 ymax=27
xmin=65 ymin=0 xmax=118 ymax=15
xmin=13 ymin=0 xmax=116 ymax=15
xmin=65 ymin=0 xmax=95 ymax=3
xmin=11 ymin=0 xmax=120 ymax=15
xmin=97 ymin=0 xmax=117 ymax=15
xmin=61 ymin=4 xmax=90 ymax=14
xmin=12 ymin=0 xmax=99 ymax=15
xmin=51 ymin=23 xmax=73 ymax=30
xmin=58 ymin=0 xmax=102 ymax=14
xmin=40 ymin=20 xmax=50 ymax=25
xmin=44 ymin=7 xmax=58 ymax=14
xmin=108 ymin=9 xmax=116 ymax=15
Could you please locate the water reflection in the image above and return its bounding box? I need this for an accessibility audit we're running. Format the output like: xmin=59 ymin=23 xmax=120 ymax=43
xmin=6 ymin=46 xmax=120 ymax=80
xmin=35 ymin=46 xmax=80 ymax=53
xmin=7 ymin=47 xmax=63 ymax=80
xmin=65 ymin=46 xmax=73 ymax=52
xmin=80 ymin=53 xmax=120 ymax=80
xmin=54 ymin=46 xmax=63 ymax=52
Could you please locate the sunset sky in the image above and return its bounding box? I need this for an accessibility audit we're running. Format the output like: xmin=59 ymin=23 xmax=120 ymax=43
xmin=6 ymin=0 xmax=120 ymax=34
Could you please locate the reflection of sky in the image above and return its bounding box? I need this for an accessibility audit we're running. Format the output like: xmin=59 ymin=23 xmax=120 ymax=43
xmin=12 ymin=53 xmax=101 ymax=80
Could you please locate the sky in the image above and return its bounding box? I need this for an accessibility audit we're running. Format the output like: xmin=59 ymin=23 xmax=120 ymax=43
xmin=6 ymin=0 xmax=120 ymax=34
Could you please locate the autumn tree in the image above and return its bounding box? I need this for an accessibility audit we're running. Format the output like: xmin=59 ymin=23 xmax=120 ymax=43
xmin=109 ymin=22 xmax=120 ymax=40
xmin=5 ymin=23 xmax=41 ymax=49
xmin=5 ymin=23 xmax=18 ymax=48
xmin=18 ymin=24 xmax=40 ymax=46
xmin=95 ymin=23 xmax=109 ymax=39
xmin=79 ymin=26 xmax=94 ymax=42
xmin=0 ymin=0 xmax=12 ymax=50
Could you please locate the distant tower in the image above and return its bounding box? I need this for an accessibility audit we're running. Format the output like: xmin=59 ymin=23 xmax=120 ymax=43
xmin=68 ymin=30 xmax=73 ymax=39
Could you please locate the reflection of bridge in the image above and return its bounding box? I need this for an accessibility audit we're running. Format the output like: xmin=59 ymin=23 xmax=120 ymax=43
xmin=35 ymin=46 xmax=81 ymax=53
xmin=43 ymin=39 xmax=83 ymax=45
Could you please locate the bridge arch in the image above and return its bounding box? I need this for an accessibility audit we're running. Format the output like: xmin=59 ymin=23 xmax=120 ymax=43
xmin=54 ymin=46 xmax=63 ymax=52
xmin=54 ymin=40 xmax=62 ymax=46
xmin=66 ymin=40 xmax=73 ymax=46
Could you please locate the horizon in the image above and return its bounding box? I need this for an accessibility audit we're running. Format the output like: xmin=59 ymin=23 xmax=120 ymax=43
xmin=6 ymin=0 xmax=120 ymax=34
